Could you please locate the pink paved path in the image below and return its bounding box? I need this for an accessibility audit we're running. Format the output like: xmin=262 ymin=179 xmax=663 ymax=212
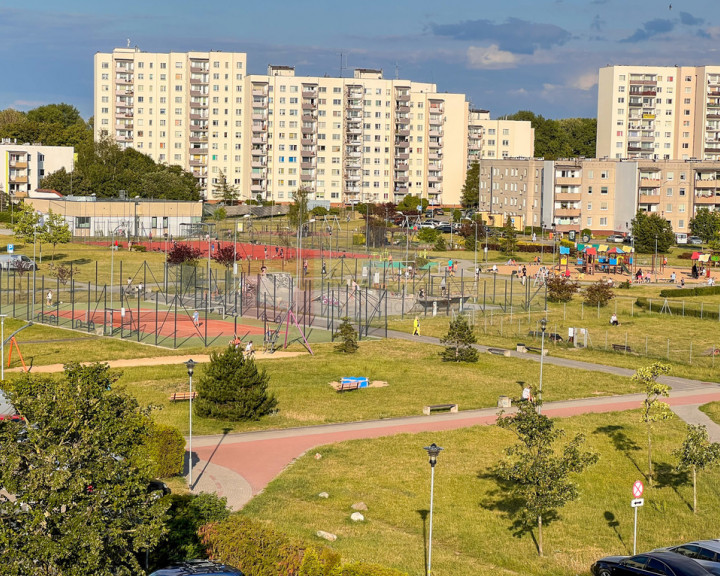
xmin=191 ymin=387 xmax=720 ymax=506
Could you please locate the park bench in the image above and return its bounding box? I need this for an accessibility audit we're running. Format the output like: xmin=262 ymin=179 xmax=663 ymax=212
xmin=487 ymin=347 xmax=511 ymax=357
xmin=74 ymin=319 xmax=96 ymax=331
xmin=169 ymin=391 xmax=197 ymax=402
xmin=337 ymin=380 xmax=360 ymax=392
xmin=423 ymin=403 xmax=458 ymax=415
xmin=612 ymin=344 xmax=633 ymax=353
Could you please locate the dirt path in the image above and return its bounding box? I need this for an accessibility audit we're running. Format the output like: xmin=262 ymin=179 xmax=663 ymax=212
xmin=7 ymin=350 xmax=305 ymax=373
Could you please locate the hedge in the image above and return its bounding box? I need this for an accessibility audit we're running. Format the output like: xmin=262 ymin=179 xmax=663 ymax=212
xmin=148 ymin=424 xmax=186 ymax=478
xmin=199 ymin=516 xmax=408 ymax=576
xmin=635 ymin=297 xmax=720 ymax=320
xmin=658 ymin=285 xmax=720 ymax=298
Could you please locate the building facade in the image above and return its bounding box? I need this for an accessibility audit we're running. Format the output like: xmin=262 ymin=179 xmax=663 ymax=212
xmin=0 ymin=141 xmax=75 ymax=200
xmin=479 ymin=157 xmax=720 ymax=236
xmin=597 ymin=65 xmax=720 ymax=161
xmin=94 ymin=48 xmax=533 ymax=206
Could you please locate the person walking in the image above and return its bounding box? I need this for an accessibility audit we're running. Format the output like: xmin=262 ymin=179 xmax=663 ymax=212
xmin=192 ymin=310 xmax=200 ymax=328
xmin=413 ymin=316 xmax=420 ymax=336
xmin=46 ymin=289 xmax=53 ymax=307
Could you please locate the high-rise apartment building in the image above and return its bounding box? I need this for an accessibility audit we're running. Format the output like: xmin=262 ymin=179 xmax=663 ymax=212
xmin=597 ymin=65 xmax=720 ymax=161
xmin=94 ymin=48 xmax=533 ymax=206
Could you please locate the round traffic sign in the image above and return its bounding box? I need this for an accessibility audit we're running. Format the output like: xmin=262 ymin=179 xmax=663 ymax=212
xmin=632 ymin=480 xmax=644 ymax=498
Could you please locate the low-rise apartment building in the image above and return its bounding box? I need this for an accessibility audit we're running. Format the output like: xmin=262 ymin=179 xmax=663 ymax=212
xmin=0 ymin=141 xmax=74 ymax=201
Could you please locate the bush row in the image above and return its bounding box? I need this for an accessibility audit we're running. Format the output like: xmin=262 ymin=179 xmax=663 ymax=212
xmin=658 ymin=285 xmax=720 ymax=298
xmin=635 ymin=297 xmax=720 ymax=320
xmin=199 ymin=516 xmax=408 ymax=576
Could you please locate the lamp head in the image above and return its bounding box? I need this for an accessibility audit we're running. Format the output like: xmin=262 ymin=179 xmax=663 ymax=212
xmin=540 ymin=318 xmax=547 ymax=333
xmin=185 ymin=358 xmax=196 ymax=376
xmin=423 ymin=443 xmax=444 ymax=467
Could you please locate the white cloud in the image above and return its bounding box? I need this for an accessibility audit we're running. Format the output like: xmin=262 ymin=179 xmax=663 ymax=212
xmin=466 ymin=44 xmax=518 ymax=69
xmin=570 ymin=72 xmax=598 ymax=91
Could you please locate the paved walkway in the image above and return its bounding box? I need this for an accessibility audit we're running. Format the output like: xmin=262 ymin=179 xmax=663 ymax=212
xmin=185 ymin=333 xmax=720 ymax=510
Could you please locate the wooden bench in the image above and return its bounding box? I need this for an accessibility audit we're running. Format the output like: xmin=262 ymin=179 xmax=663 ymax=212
xmin=488 ymin=348 xmax=511 ymax=357
xmin=423 ymin=403 xmax=458 ymax=415
xmin=169 ymin=391 xmax=197 ymax=402
xmin=337 ymin=380 xmax=360 ymax=392
xmin=612 ymin=344 xmax=633 ymax=353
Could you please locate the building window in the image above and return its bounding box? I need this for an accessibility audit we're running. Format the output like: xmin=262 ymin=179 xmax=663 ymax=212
xmin=76 ymin=217 xmax=90 ymax=229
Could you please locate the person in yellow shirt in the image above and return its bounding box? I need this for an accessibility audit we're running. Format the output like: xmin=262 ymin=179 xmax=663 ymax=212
xmin=413 ymin=316 xmax=420 ymax=336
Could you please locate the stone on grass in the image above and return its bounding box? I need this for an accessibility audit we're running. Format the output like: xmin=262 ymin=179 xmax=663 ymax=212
xmin=350 ymin=512 xmax=365 ymax=522
xmin=317 ymin=530 xmax=337 ymax=541
xmin=318 ymin=492 xmax=329 ymax=499
xmin=351 ymin=502 xmax=368 ymax=511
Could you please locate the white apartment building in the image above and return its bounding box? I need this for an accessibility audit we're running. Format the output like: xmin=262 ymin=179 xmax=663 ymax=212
xmin=481 ymin=157 xmax=720 ymax=236
xmin=94 ymin=48 xmax=533 ymax=206
xmin=597 ymin=65 xmax=720 ymax=161
xmin=0 ymin=140 xmax=75 ymax=200
xmin=468 ymin=109 xmax=535 ymax=163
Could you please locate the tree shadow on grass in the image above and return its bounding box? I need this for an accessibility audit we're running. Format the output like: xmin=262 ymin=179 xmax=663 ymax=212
xmin=604 ymin=511 xmax=628 ymax=553
xmin=594 ymin=425 xmax=645 ymax=479
xmin=477 ymin=468 xmax=555 ymax=553
xmin=654 ymin=461 xmax=692 ymax=511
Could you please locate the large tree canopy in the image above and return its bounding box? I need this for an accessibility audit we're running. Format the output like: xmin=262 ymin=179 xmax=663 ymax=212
xmin=504 ymin=111 xmax=596 ymax=159
xmin=631 ymin=210 xmax=675 ymax=253
xmin=0 ymin=363 xmax=170 ymax=575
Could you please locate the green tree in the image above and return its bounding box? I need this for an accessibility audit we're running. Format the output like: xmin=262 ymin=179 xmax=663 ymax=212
xmin=439 ymin=316 xmax=478 ymax=362
xmin=0 ymin=108 xmax=26 ymax=129
xmin=674 ymin=424 xmax=720 ymax=514
xmin=396 ymin=194 xmax=427 ymax=213
xmin=689 ymin=207 xmax=720 ymax=243
xmin=633 ymin=362 xmax=673 ymax=486
xmin=0 ymin=363 xmax=170 ymax=575
xmin=546 ymin=276 xmax=579 ymax=302
xmin=504 ymin=111 xmax=596 ymax=159
xmin=288 ymin=188 xmax=311 ymax=229
xmin=213 ymin=170 xmax=239 ymax=205
xmin=38 ymin=209 xmax=71 ymax=260
xmin=13 ymin=202 xmax=43 ymax=243
xmin=460 ymin=160 xmax=480 ymax=208
xmin=583 ymin=280 xmax=615 ymax=307
xmin=417 ymin=227 xmax=440 ymax=244
xmin=501 ymin=215 xmax=518 ymax=255
xmin=212 ymin=206 xmax=227 ymax=223
xmin=334 ymin=317 xmax=359 ymax=354
xmin=496 ymin=399 xmax=598 ymax=556
xmin=26 ymin=103 xmax=84 ymax=128
xmin=631 ymin=210 xmax=675 ymax=253
xmin=195 ymin=345 xmax=278 ymax=421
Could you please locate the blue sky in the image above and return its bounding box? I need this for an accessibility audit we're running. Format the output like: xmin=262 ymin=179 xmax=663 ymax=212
xmin=1 ymin=0 xmax=719 ymax=120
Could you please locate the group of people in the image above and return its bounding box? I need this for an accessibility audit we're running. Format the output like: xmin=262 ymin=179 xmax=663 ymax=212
xmin=230 ymin=334 xmax=256 ymax=359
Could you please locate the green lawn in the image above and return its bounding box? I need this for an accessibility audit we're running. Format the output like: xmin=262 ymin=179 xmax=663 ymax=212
xmin=240 ymin=409 xmax=718 ymax=576
xmin=108 ymin=340 xmax=638 ymax=436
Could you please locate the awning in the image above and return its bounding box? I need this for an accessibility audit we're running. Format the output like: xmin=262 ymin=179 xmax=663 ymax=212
xmin=691 ymin=252 xmax=702 ymax=260
xmin=584 ymin=246 xmax=597 ymax=256
xmin=699 ymin=254 xmax=710 ymax=262
xmin=598 ymin=244 xmax=609 ymax=252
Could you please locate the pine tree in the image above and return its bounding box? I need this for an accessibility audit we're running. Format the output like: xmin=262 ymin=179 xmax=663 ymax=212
xmin=334 ymin=317 xmax=359 ymax=353
xmin=195 ymin=345 xmax=277 ymax=420
xmin=460 ymin=160 xmax=480 ymax=208
xmin=439 ymin=316 xmax=478 ymax=362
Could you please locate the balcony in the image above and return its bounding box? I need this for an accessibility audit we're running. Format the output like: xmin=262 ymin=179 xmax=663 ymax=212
xmin=190 ymin=88 xmax=209 ymax=97
xmin=427 ymin=175 xmax=442 ymax=183
xmin=301 ymin=125 xmax=315 ymax=135
xmin=394 ymin=175 xmax=409 ymax=183
xmin=554 ymin=208 xmax=581 ymax=217
xmin=8 ymin=175 xmax=28 ymax=183
xmin=9 ymin=161 xmax=28 ymax=169
xmin=429 ymin=129 xmax=444 ymax=138
xmin=346 ymin=185 xmax=360 ymax=193
xmin=302 ymin=102 xmax=317 ymax=110
xmin=395 ymin=105 xmax=410 ymax=114
xmin=638 ymin=194 xmax=660 ymax=204
xmin=252 ymin=88 xmax=268 ymax=97
xmin=394 ymin=162 xmax=409 ymax=171
xmin=428 ymin=151 xmax=443 ymax=160
xmin=189 ymin=159 xmax=206 ymax=167
xmin=250 ymin=184 xmax=265 ymax=193
xmin=301 ymin=173 xmax=314 ymax=182
xmin=695 ymin=178 xmax=720 ymax=188
xmin=301 ymin=113 xmax=317 ymax=122
xmin=395 ymin=93 xmax=411 ymax=102
xmin=302 ymin=87 xmax=318 ymax=97
xmin=252 ymin=123 xmax=267 ymax=133
xmin=345 ymin=172 xmax=361 ymax=181
xmin=695 ymin=192 xmax=720 ymax=204
xmin=301 ymin=161 xmax=316 ymax=170
xmin=555 ymin=177 xmax=581 ymax=186
xmin=251 ymin=147 xmax=267 ymax=156
xmin=428 ymin=139 xmax=442 ymax=148
xmin=395 ymin=129 xmax=410 ymax=137
xmin=251 ymin=136 xmax=267 ymax=145
xmin=396 ymin=116 xmax=410 ymax=125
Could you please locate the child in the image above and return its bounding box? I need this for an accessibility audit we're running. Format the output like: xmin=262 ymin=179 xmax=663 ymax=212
xmin=192 ymin=310 xmax=200 ymax=328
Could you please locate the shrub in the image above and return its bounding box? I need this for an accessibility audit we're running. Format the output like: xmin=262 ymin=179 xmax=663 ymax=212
xmin=635 ymin=297 xmax=720 ymax=320
xmin=148 ymin=424 xmax=185 ymax=477
xmin=583 ymin=280 xmax=615 ymax=307
xmin=131 ymin=244 xmax=147 ymax=252
xmin=195 ymin=345 xmax=278 ymax=421
xmin=334 ymin=317 xmax=359 ymax=353
xmin=618 ymin=280 xmax=631 ymax=289
xmin=546 ymin=276 xmax=579 ymax=303
xmin=352 ymin=234 xmax=365 ymax=246
xmin=659 ymin=285 xmax=720 ymax=298
xmin=433 ymin=236 xmax=446 ymax=251
xmin=417 ymin=228 xmax=439 ymax=244
xmin=439 ymin=316 xmax=478 ymax=362
xmin=167 ymin=243 xmax=203 ymax=265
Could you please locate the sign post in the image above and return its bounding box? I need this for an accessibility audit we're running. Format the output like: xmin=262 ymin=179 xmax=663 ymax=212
xmin=631 ymin=480 xmax=644 ymax=554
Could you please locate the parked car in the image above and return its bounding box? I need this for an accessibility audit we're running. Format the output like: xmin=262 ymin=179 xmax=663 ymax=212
xmin=623 ymin=235 xmax=634 ymax=245
xmin=150 ymin=560 xmax=245 ymax=576
xmin=418 ymin=220 xmax=440 ymax=229
xmin=606 ymin=234 xmax=625 ymax=243
xmin=591 ymin=551 xmax=718 ymax=576
xmin=435 ymin=223 xmax=460 ymax=233
xmin=689 ymin=236 xmax=704 ymax=245
xmin=0 ymin=254 xmax=38 ymax=271
xmin=654 ymin=540 xmax=720 ymax=564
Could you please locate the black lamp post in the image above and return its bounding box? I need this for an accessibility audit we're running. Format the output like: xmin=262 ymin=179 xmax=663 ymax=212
xmin=423 ymin=443 xmax=444 ymax=576
xmin=539 ymin=318 xmax=547 ymax=413
xmin=185 ymin=359 xmax=196 ymax=488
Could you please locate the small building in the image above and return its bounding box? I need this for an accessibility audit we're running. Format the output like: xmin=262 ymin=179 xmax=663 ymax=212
xmin=0 ymin=140 xmax=75 ymax=200
xmin=25 ymin=195 xmax=203 ymax=238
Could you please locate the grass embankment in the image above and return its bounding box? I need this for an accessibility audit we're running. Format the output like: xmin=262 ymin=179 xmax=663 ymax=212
xmin=110 ymin=340 xmax=637 ymax=436
xmin=241 ymin=409 xmax=717 ymax=576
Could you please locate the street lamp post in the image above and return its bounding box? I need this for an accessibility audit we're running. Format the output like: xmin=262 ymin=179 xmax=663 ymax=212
xmin=473 ymin=220 xmax=478 ymax=275
xmin=654 ymin=234 xmax=658 ymax=282
xmin=423 ymin=443 xmax=444 ymax=576
xmin=0 ymin=315 xmax=6 ymax=381
xmin=538 ymin=318 xmax=547 ymax=413
xmin=185 ymin=359 xmax=196 ymax=488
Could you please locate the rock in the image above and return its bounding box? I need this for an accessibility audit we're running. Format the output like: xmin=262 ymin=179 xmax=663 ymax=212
xmin=317 ymin=530 xmax=337 ymax=541
xmin=318 ymin=492 xmax=329 ymax=499
xmin=350 ymin=512 xmax=365 ymax=522
xmin=351 ymin=502 xmax=368 ymax=511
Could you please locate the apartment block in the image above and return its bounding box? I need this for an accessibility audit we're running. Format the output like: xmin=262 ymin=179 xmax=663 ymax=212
xmin=0 ymin=140 xmax=75 ymax=200
xmin=597 ymin=65 xmax=720 ymax=161
xmin=94 ymin=48 xmax=534 ymax=206
xmin=480 ymin=157 xmax=720 ymax=236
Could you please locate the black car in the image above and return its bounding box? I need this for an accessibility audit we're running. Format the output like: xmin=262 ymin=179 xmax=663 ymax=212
xmin=149 ymin=560 xmax=245 ymax=576
xmin=655 ymin=541 xmax=720 ymax=566
xmin=591 ymin=551 xmax=717 ymax=576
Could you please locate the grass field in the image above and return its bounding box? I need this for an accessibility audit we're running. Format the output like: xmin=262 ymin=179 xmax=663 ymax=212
xmin=240 ymin=409 xmax=718 ymax=576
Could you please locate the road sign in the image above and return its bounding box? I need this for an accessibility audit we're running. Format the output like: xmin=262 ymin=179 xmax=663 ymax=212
xmin=6 ymin=244 xmax=13 ymax=253
xmin=632 ymin=480 xmax=644 ymax=498
xmin=631 ymin=498 xmax=644 ymax=508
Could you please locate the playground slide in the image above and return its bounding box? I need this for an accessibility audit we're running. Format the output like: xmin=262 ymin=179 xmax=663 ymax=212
xmin=620 ymin=264 xmax=631 ymax=275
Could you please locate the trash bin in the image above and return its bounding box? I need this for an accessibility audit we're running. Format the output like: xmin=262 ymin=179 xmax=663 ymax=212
xmin=497 ymin=395 xmax=511 ymax=408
